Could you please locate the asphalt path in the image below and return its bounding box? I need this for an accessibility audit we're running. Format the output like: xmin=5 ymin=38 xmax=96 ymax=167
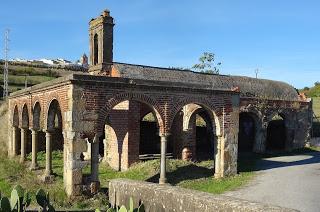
xmin=225 ymin=151 xmax=320 ymax=212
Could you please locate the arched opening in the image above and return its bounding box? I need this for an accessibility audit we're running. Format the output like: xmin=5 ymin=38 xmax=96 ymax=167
xmin=238 ymin=112 xmax=256 ymax=153
xmin=266 ymin=114 xmax=286 ymax=151
xmin=12 ymin=106 xmax=20 ymax=155
xmin=195 ymin=110 xmax=214 ymax=161
xmin=170 ymin=103 xmax=219 ymax=164
xmin=139 ymin=112 xmax=160 ymax=156
xmin=93 ymin=34 xmax=99 ymax=65
xmin=33 ymin=102 xmax=45 ymax=151
xmin=139 ymin=108 xmax=172 ymax=159
xmin=46 ymin=99 xmax=63 ymax=179
xmin=100 ymin=99 xmax=163 ymax=171
xmin=22 ymin=104 xmax=32 ymax=155
xmin=47 ymin=100 xmax=63 ymax=151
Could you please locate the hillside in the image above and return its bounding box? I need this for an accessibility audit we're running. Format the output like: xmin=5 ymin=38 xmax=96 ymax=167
xmin=300 ymin=83 xmax=320 ymax=98
xmin=0 ymin=61 xmax=87 ymax=94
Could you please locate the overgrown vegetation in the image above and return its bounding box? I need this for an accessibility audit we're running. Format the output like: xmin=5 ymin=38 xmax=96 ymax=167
xmin=0 ymin=149 xmax=256 ymax=210
xmin=192 ymin=52 xmax=221 ymax=74
xmin=300 ymin=82 xmax=320 ymax=97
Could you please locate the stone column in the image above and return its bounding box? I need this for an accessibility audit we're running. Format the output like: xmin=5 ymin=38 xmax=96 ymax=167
xmin=20 ymin=128 xmax=27 ymax=163
xmin=285 ymin=128 xmax=295 ymax=151
xmin=12 ymin=127 xmax=18 ymax=157
xmin=214 ymin=135 xmax=222 ymax=178
xmin=253 ymin=126 xmax=267 ymax=153
xmin=44 ymin=131 xmax=54 ymax=181
xmin=30 ymin=129 xmax=39 ymax=170
xmin=90 ymin=135 xmax=100 ymax=194
xmin=159 ymin=134 xmax=168 ymax=184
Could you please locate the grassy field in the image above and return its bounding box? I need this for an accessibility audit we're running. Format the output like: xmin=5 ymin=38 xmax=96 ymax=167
xmin=313 ymin=97 xmax=320 ymax=118
xmin=0 ymin=64 xmax=63 ymax=93
xmin=0 ymin=74 xmax=56 ymax=93
xmin=0 ymin=150 xmax=256 ymax=210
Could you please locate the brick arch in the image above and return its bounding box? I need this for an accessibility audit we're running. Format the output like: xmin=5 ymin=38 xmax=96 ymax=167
xmin=267 ymin=109 xmax=296 ymax=130
xmin=44 ymin=92 xmax=65 ymax=131
xmin=32 ymin=101 xmax=42 ymax=130
xmin=240 ymin=105 xmax=263 ymax=121
xmin=45 ymin=98 xmax=64 ymax=131
xmin=12 ymin=104 xmax=19 ymax=127
xmin=267 ymin=109 xmax=287 ymax=123
xmin=96 ymin=93 xmax=165 ymax=135
xmin=21 ymin=103 xmax=30 ymax=129
xmin=18 ymin=100 xmax=31 ymax=128
xmin=169 ymin=97 xmax=222 ymax=136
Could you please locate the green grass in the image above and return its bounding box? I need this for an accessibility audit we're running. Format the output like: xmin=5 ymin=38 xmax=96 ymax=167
xmin=313 ymin=97 xmax=320 ymax=118
xmin=0 ymin=75 xmax=56 ymax=86
xmin=0 ymin=150 xmax=257 ymax=210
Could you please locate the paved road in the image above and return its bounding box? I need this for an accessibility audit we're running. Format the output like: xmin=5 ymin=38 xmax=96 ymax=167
xmin=225 ymin=151 xmax=320 ymax=212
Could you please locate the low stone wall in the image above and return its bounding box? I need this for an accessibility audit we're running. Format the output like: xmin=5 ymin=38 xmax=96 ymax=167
xmin=109 ymin=179 xmax=298 ymax=212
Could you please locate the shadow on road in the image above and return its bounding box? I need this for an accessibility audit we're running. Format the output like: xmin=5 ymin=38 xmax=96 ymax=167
xmin=238 ymin=148 xmax=320 ymax=172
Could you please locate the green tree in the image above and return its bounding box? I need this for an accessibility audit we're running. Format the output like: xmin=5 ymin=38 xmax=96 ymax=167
xmin=192 ymin=52 xmax=221 ymax=74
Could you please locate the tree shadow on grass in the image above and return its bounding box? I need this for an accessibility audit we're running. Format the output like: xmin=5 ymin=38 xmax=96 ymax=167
xmin=146 ymin=164 xmax=213 ymax=185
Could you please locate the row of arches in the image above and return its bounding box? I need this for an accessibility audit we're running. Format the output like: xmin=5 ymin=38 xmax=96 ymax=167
xmin=10 ymin=96 xmax=293 ymax=195
xmin=238 ymin=112 xmax=288 ymax=154
xmin=11 ymin=99 xmax=63 ymax=178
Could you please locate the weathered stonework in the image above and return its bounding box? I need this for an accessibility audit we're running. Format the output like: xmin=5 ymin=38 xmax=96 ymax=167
xmin=6 ymin=9 xmax=312 ymax=197
xmin=109 ymin=179 xmax=298 ymax=212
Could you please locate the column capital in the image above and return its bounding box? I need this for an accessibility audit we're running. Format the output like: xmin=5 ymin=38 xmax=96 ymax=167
xmin=92 ymin=133 xmax=102 ymax=143
xmin=159 ymin=133 xmax=171 ymax=137
xmin=45 ymin=129 xmax=54 ymax=134
xmin=30 ymin=128 xmax=40 ymax=133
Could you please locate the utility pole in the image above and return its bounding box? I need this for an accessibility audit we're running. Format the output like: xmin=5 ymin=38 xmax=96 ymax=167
xmin=3 ymin=29 xmax=10 ymax=99
xmin=254 ymin=68 xmax=259 ymax=79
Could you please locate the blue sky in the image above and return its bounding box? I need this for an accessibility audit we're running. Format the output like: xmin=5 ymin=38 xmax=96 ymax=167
xmin=1 ymin=0 xmax=319 ymax=89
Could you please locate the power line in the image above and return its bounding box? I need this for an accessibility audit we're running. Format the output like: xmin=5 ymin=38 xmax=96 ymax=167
xmin=3 ymin=29 xmax=10 ymax=99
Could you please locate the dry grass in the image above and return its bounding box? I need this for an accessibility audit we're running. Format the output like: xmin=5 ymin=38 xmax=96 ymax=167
xmin=0 ymin=101 xmax=8 ymax=155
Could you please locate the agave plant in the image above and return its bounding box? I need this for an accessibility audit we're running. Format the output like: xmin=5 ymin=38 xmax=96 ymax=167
xmin=96 ymin=197 xmax=145 ymax=212
xmin=35 ymin=189 xmax=55 ymax=212
xmin=0 ymin=185 xmax=31 ymax=212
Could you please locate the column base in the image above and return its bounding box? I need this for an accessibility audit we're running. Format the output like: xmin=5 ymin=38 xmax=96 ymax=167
xmin=41 ymin=174 xmax=55 ymax=183
xmin=159 ymin=177 xmax=167 ymax=185
xmin=90 ymin=181 xmax=100 ymax=194
xmin=29 ymin=164 xmax=40 ymax=171
xmin=214 ymin=173 xmax=222 ymax=179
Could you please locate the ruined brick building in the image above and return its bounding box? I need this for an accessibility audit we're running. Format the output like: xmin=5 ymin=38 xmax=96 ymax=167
xmin=7 ymin=10 xmax=312 ymax=197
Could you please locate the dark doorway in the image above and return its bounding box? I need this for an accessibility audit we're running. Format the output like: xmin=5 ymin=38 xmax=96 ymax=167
xmin=238 ymin=113 xmax=255 ymax=152
xmin=267 ymin=116 xmax=286 ymax=151
xmin=196 ymin=112 xmax=214 ymax=161
xmin=139 ymin=112 xmax=159 ymax=155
